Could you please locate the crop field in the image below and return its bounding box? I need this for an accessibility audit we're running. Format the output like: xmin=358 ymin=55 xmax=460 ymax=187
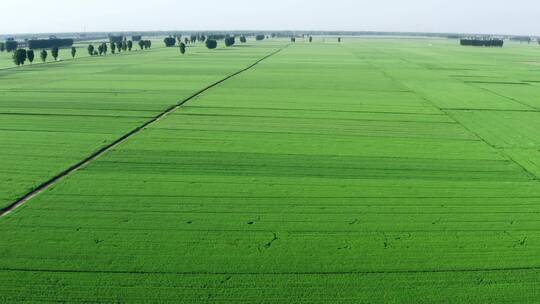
xmin=1 ymin=38 xmax=540 ymax=303
xmin=0 ymin=41 xmax=278 ymax=210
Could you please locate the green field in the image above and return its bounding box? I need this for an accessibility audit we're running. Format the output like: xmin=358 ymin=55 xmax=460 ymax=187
xmin=2 ymin=38 xmax=540 ymax=303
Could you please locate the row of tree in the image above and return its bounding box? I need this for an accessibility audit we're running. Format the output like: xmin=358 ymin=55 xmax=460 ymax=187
xmin=166 ymin=34 xmax=253 ymax=50
xmin=12 ymin=46 xmax=78 ymax=66
xmin=11 ymin=39 xmax=154 ymax=66
xmin=87 ymin=40 xmax=152 ymax=56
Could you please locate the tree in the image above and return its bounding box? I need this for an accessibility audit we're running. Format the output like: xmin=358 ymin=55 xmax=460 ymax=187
xmin=127 ymin=40 xmax=133 ymax=51
xmin=291 ymin=37 xmax=296 ymax=43
xmin=179 ymin=42 xmax=186 ymax=54
xmin=12 ymin=49 xmax=27 ymax=66
xmin=0 ymin=42 xmax=5 ymax=52
xmin=184 ymin=37 xmax=189 ymax=45
xmin=40 ymin=49 xmax=47 ymax=62
xmin=205 ymin=39 xmax=218 ymax=49
xmin=138 ymin=40 xmax=144 ymax=50
xmin=256 ymin=35 xmax=265 ymax=41
xmin=87 ymin=45 xmax=94 ymax=56
xmin=240 ymin=36 xmax=247 ymax=43
xmin=116 ymin=42 xmax=122 ymax=53
xmin=51 ymin=46 xmax=59 ymax=61
xmin=164 ymin=37 xmax=176 ymax=47
xmin=27 ymin=49 xmax=34 ymax=64
xmin=98 ymin=42 xmax=108 ymax=55
xmin=338 ymin=37 xmax=341 ymax=43
xmin=309 ymin=36 xmax=313 ymax=43
xmin=121 ymin=40 xmax=127 ymax=52
xmin=225 ymin=36 xmax=235 ymax=47
xmin=146 ymin=40 xmax=152 ymax=49
xmin=111 ymin=42 xmax=116 ymax=54
xmin=71 ymin=47 xmax=77 ymax=58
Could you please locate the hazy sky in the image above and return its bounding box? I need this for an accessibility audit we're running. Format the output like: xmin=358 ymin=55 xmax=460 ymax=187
xmin=1 ymin=0 xmax=539 ymax=35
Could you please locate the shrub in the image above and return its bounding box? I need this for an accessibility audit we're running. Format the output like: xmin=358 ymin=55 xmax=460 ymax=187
xmin=240 ymin=36 xmax=247 ymax=43
xmin=256 ymin=35 xmax=265 ymax=41
xmin=205 ymin=39 xmax=218 ymax=49
xmin=291 ymin=37 xmax=296 ymax=43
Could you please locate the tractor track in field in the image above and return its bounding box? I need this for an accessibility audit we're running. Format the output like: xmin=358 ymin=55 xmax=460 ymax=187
xmin=0 ymin=45 xmax=288 ymax=218
xmin=1 ymin=265 xmax=539 ymax=276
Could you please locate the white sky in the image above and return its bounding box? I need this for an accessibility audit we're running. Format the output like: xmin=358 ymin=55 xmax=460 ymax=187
xmin=1 ymin=0 xmax=539 ymax=35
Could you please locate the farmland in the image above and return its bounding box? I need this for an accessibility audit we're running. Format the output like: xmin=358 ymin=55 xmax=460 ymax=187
xmin=1 ymin=38 xmax=540 ymax=302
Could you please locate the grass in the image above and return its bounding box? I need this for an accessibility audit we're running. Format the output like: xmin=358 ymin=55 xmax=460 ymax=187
xmin=1 ymin=38 xmax=540 ymax=303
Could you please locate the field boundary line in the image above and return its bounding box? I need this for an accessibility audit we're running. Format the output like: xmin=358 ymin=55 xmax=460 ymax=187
xmin=0 ymin=45 xmax=288 ymax=218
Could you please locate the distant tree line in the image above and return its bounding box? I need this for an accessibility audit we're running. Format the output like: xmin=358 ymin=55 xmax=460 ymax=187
xmin=109 ymin=36 xmax=124 ymax=44
xmin=28 ymin=38 xmax=73 ymax=49
xmin=510 ymin=36 xmax=531 ymax=43
xmin=460 ymin=39 xmax=504 ymax=47
xmin=5 ymin=40 xmax=18 ymax=52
